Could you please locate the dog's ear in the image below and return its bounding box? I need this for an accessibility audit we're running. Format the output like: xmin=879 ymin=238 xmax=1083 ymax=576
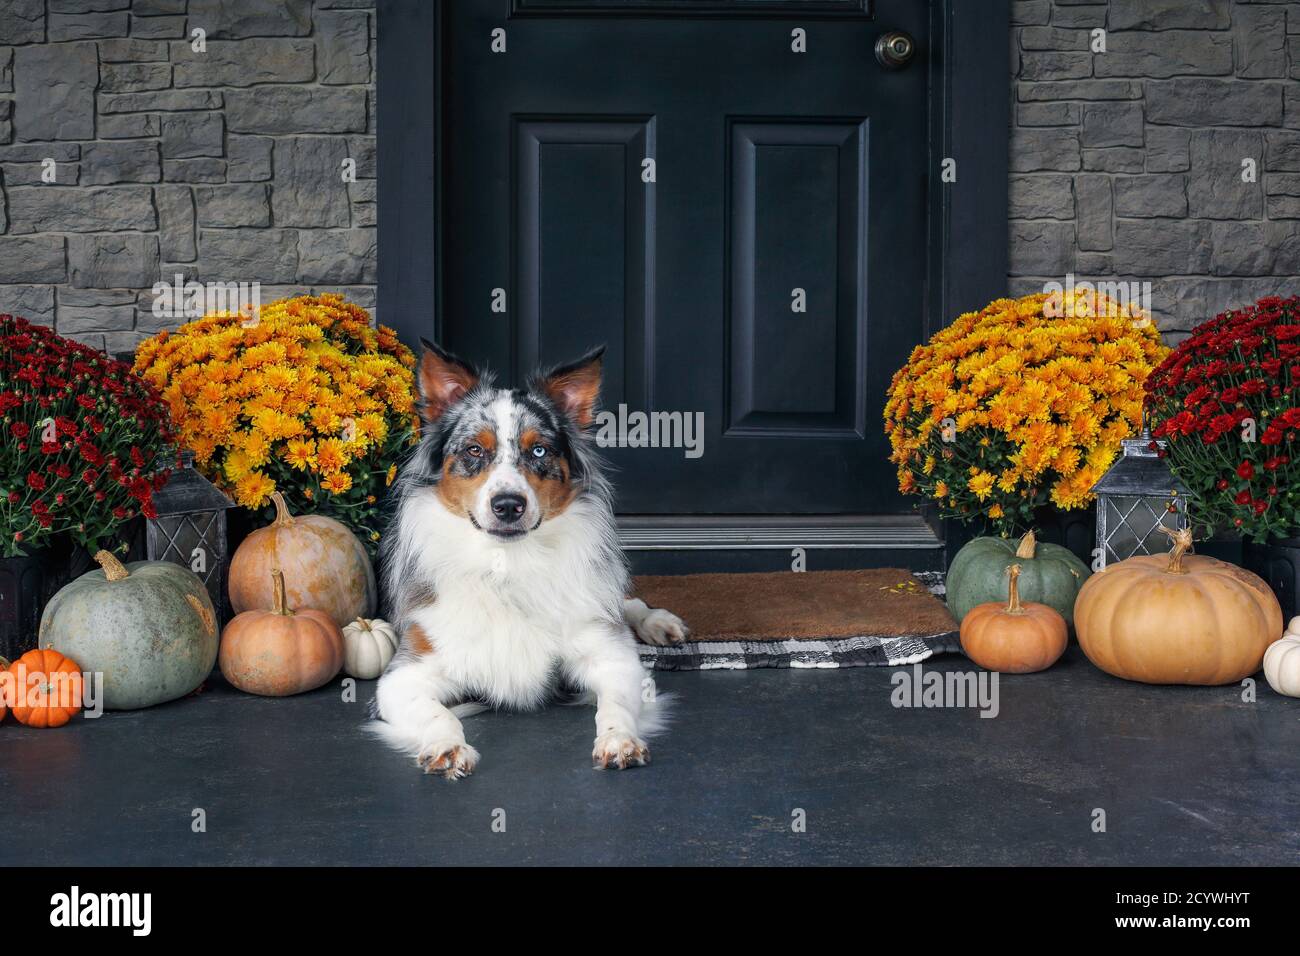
xmin=417 ymin=338 xmax=478 ymax=422
xmin=540 ymin=346 xmax=605 ymax=428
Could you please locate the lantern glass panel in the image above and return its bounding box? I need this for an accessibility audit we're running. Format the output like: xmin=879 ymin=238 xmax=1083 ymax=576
xmin=146 ymin=511 xmax=227 ymax=614
xmin=1099 ymin=494 xmax=1185 ymax=566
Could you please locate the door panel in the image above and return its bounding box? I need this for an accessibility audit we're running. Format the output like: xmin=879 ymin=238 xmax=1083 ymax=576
xmin=515 ymin=118 xmax=655 ymax=411
xmin=441 ymin=0 xmax=929 ymax=515
xmin=728 ymin=119 xmax=866 ymax=437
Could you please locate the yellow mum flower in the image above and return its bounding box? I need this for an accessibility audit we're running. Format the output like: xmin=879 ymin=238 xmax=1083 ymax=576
xmin=132 ymin=294 xmax=418 ymax=554
xmin=321 ymin=471 xmax=353 ymax=494
xmin=284 ymin=438 xmax=317 ymax=472
xmin=883 ymin=290 xmax=1167 ymax=532
xmin=224 ymin=448 xmax=253 ymax=483
xmin=315 ymin=436 xmax=349 ymax=474
xmin=968 ymin=470 xmax=995 ymax=501
xmin=240 ymin=429 xmax=271 ymax=467
xmin=234 ymin=471 xmax=276 ymax=508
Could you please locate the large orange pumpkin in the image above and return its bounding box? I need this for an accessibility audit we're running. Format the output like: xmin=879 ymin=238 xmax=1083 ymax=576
xmin=229 ymin=492 xmax=376 ymax=626
xmin=960 ymin=564 xmax=1068 ymax=673
xmin=6 ymin=648 xmax=84 ymax=728
xmin=1075 ymin=527 xmax=1281 ymax=685
xmin=220 ymin=568 xmax=345 ymax=697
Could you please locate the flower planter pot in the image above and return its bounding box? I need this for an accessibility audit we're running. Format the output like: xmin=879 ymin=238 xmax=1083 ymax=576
xmin=944 ymin=504 xmax=1096 ymax=570
xmin=0 ymin=549 xmax=71 ymax=662
xmin=1242 ymin=537 xmax=1300 ymax=624
xmin=0 ymin=528 xmax=145 ymax=663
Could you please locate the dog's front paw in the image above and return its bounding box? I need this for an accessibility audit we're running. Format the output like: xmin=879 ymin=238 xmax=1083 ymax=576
xmin=592 ymin=732 xmax=650 ymax=770
xmin=635 ymin=609 xmax=689 ymax=647
xmin=417 ymin=741 xmax=480 ymax=779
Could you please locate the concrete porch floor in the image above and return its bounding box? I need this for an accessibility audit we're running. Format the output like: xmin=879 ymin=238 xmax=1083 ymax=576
xmin=2 ymin=645 xmax=1297 ymax=866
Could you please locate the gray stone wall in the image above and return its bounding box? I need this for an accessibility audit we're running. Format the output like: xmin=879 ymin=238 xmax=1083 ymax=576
xmin=1009 ymin=0 xmax=1300 ymax=341
xmin=1 ymin=2 xmax=1293 ymax=352
xmin=0 ymin=0 xmax=376 ymax=353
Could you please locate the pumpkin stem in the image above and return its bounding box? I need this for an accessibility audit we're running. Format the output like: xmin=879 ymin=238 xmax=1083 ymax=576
xmin=270 ymin=491 xmax=295 ymax=527
xmin=354 ymin=617 xmax=371 ymax=631
xmin=1014 ymin=530 xmax=1037 ymax=560
xmin=270 ymin=568 xmax=293 ymax=616
xmin=1005 ymin=564 xmax=1025 ymax=614
xmin=0 ymin=656 xmax=9 ymax=671
xmin=1159 ymin=525 xmax=1194 ymax=574
xmin=94 ymin=549 xmax=130 ymax=582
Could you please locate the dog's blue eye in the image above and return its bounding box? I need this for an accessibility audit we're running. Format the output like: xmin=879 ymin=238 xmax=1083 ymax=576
xmin=531 ymin=445 xmax=547 ymax=459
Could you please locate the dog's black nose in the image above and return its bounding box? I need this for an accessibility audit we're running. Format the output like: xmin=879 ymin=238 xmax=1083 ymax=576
xmin=490 ymin=494 xmax=526 ymax=523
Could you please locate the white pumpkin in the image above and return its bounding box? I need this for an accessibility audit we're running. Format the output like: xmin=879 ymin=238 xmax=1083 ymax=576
xmin=1264 ymin=614 xmax=1300 ymax=698
xmin=341 ymin=617 xmax=399 ymax=679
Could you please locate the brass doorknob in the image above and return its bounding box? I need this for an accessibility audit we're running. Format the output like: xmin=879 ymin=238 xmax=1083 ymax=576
xmin=875 ymin=30 xmax=916 ymax=69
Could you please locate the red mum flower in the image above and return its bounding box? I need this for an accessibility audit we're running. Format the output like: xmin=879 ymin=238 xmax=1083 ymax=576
xmin=1237 ymin=460 xmax=1255 ymax=480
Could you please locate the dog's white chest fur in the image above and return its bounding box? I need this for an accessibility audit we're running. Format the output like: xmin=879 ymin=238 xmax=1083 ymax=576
xmin=408 ymin=579 xmax=568 ymax=709
xmin=399 ymin=490 xmax=626 ymax=709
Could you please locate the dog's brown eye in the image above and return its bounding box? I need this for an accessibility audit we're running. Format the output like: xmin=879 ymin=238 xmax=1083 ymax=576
xmin=466 ymin=444 xmax=483 ymax=458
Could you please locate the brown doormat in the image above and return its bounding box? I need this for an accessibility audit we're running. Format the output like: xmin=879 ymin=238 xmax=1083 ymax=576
xmin=631 ymin=569 xmax=961 ymax=671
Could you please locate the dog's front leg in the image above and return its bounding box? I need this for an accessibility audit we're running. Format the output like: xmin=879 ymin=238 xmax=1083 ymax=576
xmin=565 ymin=627 xmax=653 ymax=770
xmin=623 ymin=598 xmax=689 ymax=647
xmin=374 ymin=657 xmax=479 ymax=779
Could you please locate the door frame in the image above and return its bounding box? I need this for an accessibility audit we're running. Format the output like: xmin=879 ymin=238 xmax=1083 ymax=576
xmin=375 ymin=0 xmax=1009 ymax=546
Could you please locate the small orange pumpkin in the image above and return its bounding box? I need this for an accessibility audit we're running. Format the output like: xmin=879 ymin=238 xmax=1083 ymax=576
xmin=0 ymin=656 xmax=8 ymax=724
xmin=960 ymin=564 xmax=1068 ymax=673
xmin=6 ymin=647 xmax=84 ymax=728
xmin=220 ymin=568 xmax=345 ymax=697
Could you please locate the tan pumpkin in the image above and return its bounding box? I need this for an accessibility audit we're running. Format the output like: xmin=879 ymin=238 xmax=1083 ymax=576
xmin=229 ymin=491 xmax=376 ymax=626
xmin=220 ymin=568 xmax=345 ymax=697
xmin=1075 ymin=527 xmax=1281 ymax=685
xmin=960 ymin=564 xmax=1068 ymax=673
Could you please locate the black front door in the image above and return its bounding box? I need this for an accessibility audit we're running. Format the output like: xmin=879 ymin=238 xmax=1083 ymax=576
xmin=439 ymin=0 xmax=931 ymax=516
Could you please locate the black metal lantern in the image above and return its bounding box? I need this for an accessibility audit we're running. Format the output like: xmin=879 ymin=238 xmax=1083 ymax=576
xmin=1090 ymin=427 xmax=1189 ymax=568
xmin=146 ymin=452 xmax=235 ymax=621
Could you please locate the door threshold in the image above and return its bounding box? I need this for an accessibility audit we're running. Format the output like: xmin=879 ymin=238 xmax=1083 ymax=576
xmin=616 ymin=514 xmax=942 ymax=551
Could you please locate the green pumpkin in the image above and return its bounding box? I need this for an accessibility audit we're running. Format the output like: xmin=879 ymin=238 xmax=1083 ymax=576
xmin=40 ymin=550 xmax=219 ymax=710
xmin=946 ymin=531 xmax=1090 ymax=628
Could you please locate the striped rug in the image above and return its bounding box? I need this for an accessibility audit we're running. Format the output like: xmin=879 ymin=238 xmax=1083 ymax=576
xmin=636 ymin=571 xmax=962 ymax=671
